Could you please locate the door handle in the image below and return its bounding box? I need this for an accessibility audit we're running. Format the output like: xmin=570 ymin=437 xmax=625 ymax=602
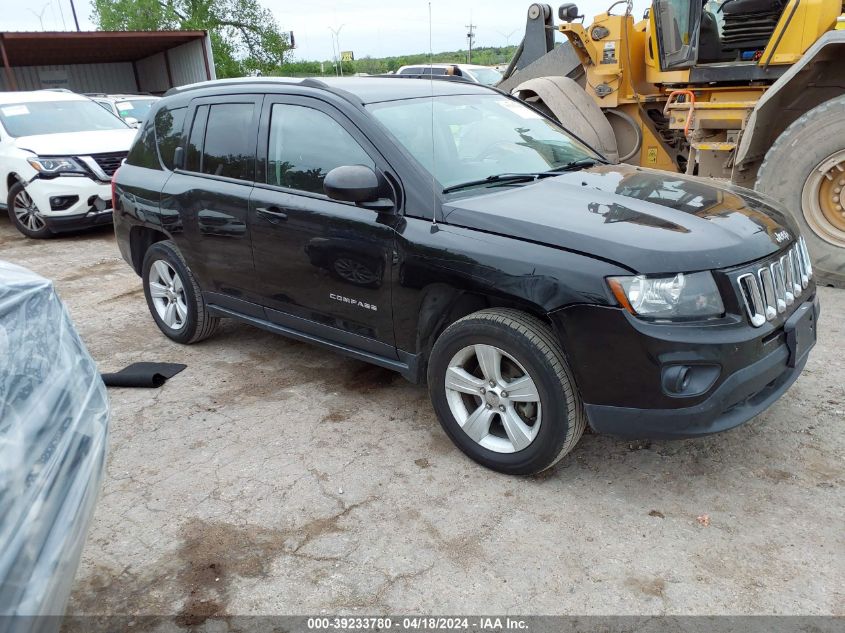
xmin=256 ymin=206 xmax=288 ymax=222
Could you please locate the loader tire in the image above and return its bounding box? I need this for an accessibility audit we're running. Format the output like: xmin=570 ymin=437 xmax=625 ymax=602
xmin=756 ymin=95 xmax=845 ymax=288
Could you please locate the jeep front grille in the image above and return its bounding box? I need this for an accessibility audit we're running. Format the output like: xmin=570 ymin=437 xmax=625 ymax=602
xmin=737 ymin=238 xmax=812 ymax=328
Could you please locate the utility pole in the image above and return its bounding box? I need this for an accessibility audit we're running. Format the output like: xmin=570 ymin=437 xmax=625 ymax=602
xmin=69 ymin=0 xmax=81 ymax=31
xmin=465 ymin=22 xmax=476 ymax=63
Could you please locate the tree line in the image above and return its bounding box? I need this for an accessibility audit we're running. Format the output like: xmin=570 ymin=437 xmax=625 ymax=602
xmin=275 ymin=46 xmax=518 ymax=77
xmin=91 ymin=0 xmax=516 ymax=79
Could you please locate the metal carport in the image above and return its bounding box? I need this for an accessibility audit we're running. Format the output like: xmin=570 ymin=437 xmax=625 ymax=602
xmin=0 ymin=30 xmax=215 ymax=94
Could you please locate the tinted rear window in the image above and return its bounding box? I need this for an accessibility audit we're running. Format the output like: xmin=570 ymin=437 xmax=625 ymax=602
xmin=185 ymin=105 xmax=209 ymax=173
xmin=155 ymin=106 xmax=186 ymax=171
xmin=125 ymin=118 xmax=159 ymax=169
xmin=201 ymin=103 xmax=255 ymax=181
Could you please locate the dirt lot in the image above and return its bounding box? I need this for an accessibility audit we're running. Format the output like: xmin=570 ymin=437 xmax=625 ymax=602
xmin=2 ymin=220 xmax=843 ymax=618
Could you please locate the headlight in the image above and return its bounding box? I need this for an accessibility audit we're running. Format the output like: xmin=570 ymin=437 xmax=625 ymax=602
xmin=26 ymin=157 xmax=86 ymax=175
xmin=607 ymin=271 xmax=724 ymax=320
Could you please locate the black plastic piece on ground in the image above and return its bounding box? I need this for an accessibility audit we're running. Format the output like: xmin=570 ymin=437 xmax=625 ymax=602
xmin=101 ymin=362 xmax=187 ymax=388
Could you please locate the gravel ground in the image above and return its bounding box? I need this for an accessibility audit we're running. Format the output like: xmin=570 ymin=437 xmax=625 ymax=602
xmin=2 ymin=220 xmax=843 ymax=619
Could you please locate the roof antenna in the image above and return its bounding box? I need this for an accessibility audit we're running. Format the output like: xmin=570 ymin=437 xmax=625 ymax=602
xmin=428 ymin=1 xmax=438 ymax=231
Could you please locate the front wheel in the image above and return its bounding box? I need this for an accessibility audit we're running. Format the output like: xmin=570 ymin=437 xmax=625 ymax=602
xmin=427 ymin=308 xmax=586 ymax=475
xmin=7 ymin=182 xmax=53 ymax=239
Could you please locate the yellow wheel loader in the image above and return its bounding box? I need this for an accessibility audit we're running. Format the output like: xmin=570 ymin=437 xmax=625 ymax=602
xmin=500 ymin=0 xmax=845 ymax=286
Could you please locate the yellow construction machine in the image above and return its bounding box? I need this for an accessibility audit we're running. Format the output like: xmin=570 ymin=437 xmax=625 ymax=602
xmin=499 ymin=0 xmax=845 ymax=286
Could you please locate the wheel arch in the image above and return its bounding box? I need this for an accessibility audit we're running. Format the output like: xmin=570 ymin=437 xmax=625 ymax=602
xmin=4 ymin=172 xmax=24 ymax=200
xmin=413 ymin=283 xmax=557 ymax=380
xmin=129 ymin=225 xmax=169 ymax=275
xmin=736 ymin=31 xmax=845 ymax=175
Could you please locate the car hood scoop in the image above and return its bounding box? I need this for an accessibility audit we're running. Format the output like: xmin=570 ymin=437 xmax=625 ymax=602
xmin=442 ymin=164 xmax=797 ymax=274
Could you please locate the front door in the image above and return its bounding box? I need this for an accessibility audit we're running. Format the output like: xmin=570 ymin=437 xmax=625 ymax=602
xmin=249 ymin=97 xmax=398 ymax=356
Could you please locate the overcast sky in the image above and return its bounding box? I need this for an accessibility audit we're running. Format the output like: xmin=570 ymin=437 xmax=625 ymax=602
xmin=2 ymin=0 xmax=649 ymax=61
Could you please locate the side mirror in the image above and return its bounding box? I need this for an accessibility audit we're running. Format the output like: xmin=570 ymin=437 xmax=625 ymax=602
xmin=643 ymin=7 xmax=650 ymax=19
xmin=173 ymin=146 xmax=185 ymax=170
xmin=559 ymin=3 xmax=579 ymax=21
xmin=324 ymin=165 xmax=394 ymax=211
xmin=124 ymin=116 xmax=140 ymax=128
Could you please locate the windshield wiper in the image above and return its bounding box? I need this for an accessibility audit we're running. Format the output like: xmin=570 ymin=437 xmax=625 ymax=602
xmin=546 ymin=158 xmax=603 ymax=173
xmin=442 ymin=173 xmax=545 ymax=194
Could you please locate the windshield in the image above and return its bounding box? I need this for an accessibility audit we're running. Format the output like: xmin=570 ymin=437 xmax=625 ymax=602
xmin=112 ymin=98 xmax=157 ymax=121
xmin=0 ymin=100 xmax=129 ymax=137
xmin=468 ymin=67 xmax=502 ymax=86
xmin=368 ymin=94 xmax=598 ymax=191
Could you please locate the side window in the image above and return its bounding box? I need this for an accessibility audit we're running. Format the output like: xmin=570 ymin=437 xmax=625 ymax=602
xmin=201 ymin=103 xmax=256 ymax=181
xmin=185 ymin=105 xmax=208 ymax=173
xmin=125 ymin=118 xmax=160 ymax=170
xmin=154 ymin=106 xmax=187 ymax=171
xmin=267 ymin=104 xmax=374 ymax=195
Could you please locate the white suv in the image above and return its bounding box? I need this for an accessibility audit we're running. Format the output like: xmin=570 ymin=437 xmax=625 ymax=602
xmin=0 ymin=91 xmax=137 ymax=238
xmin=87 ymin=93 xmax=160 ymax=128
xmin=395 ymin=63 xmax=503 ymax=86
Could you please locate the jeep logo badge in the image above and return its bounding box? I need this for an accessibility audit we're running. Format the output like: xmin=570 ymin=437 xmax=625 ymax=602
xmin=774 ymin=230 xmax=790 ymax=244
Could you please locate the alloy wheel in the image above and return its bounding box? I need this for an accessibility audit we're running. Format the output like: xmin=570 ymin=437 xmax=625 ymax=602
xmin=148 ymin=260 xmax=188 ymax=330
xmin=13 ymin=189 xmax=46 ymax=232
xmin=444 ymin=344 xmax=542 ymax=453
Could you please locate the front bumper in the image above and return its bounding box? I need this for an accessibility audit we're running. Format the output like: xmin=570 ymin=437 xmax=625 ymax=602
xmin=24 ymin=176 xmax=113 ymax=232
xmin=551 ymin=295 xmax=819 ymax=439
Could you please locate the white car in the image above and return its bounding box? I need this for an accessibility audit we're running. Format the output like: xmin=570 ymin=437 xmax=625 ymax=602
xmin=395 ymin=63 xmax=503 ymax=86
xmin=87 ymin=93 xmax=160 ymax=127
xmin=0 ymin=91 xmax=137 ymax=238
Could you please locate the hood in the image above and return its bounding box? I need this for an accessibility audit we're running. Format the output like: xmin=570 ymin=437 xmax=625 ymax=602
xmin=442 ymin=164 xmax=798 ymax=274
xmin=15 ymin=129 xmax=137 ymax=156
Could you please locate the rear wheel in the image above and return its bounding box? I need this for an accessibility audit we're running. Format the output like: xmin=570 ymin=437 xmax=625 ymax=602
xmin=142 ymin=240 xmax=219 ymax=344
xmin=427 ymin=308 xmax=586 ymax=475
xmin=6 ymin=182 xmax=53 ymax=239
xmin=756 ymin=95 xmax=845 ymax=287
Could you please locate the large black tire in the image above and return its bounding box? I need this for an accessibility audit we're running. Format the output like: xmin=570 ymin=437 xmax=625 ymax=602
xmin=6 ymin=181 xmax=53 ymax=239
xmin=142 ymin=240 xmax=219 ymax=344
xmin=427 ymin=308 xmax=586 ymax=475
xmin=756 ymin=95 xmax=845 ymax=287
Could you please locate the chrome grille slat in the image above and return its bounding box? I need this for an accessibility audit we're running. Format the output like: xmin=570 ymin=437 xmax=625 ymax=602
xmin=757 ymin=267 xmax=777 ymax=321
xmin=781 ymin=253 xmax=796 ymax=305
xmin=737 ymin=241 xmax=811 ymax=327
xmin=738 ymin=273 xmax=766 ymax=327
xmin=769 ymin=260 xmax=787 ymax=314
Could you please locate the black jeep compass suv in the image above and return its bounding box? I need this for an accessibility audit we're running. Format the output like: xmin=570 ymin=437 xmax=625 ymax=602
xmin=113 ymin=77 xmax=819 ymax=475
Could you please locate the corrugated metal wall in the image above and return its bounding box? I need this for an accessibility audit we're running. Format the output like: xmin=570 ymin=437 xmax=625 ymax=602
xmin=134 ymin=39 xmax=211 ymax=93
xmin=166 ymin=38 xmax=212 ymax=86
xmin=135 ymin=52 xmax=169 ymax=94
xmin=0 ymin=62 xmax=136 ymax=92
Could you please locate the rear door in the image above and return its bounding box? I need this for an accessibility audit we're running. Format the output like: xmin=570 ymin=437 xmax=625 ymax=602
xmin=160 ymin=95 xmax=264 ymax=314
xmin=249 ymin=96 xmax=398 ymax=355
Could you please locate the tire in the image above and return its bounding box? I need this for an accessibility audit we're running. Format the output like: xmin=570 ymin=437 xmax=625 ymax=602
xmin=141 ymin=240 xmax=219 ymax=344
xmin=427 ymin=308 xmax=586 ymax=475
xmin=6 ymin=181 xmax=53 ymax=239
xmin=756 ymin=95 xmax=845 ymax=287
